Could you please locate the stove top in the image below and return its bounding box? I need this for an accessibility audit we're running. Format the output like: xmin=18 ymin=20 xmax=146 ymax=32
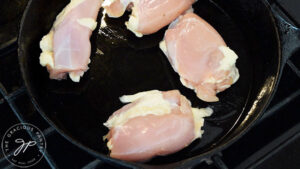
xmin=0 ymin=0 xmax=299 ymax=169
xmin=0 ymin=0 xmax=28 ymax=51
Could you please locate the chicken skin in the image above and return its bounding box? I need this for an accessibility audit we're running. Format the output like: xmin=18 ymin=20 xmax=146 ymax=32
xmin=160 ymin=13 xmax=239 ymax=102
xmin=104 ymin=90 xmax=213 ymax=161
xmin=102 ymin=0 xmax=195 ymax=37
xmin=39 ymin=0 xmax=103 ymax=82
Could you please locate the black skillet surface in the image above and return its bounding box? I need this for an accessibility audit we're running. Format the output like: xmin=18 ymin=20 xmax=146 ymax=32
xmin=18 ymin=0 xmax=300 ymax=168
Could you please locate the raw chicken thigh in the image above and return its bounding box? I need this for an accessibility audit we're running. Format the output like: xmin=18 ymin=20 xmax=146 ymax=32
xmin=102 ymin=0 xmax=195 ymax=37
xmin=39 ymin=0 xmax=103 ymax=82
xmin=160 ymin=13 xmax=240 ymax=102
xmin=104 ymin=90 xmax=213 ymax=161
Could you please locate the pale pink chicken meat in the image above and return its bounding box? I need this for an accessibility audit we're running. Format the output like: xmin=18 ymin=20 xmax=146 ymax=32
xmin=102 ymin=0 xmax=195 ymax=37
xmin=160 ymin=13 xmax=240 ymax=102
xmin=103 ymin=90 xmax=213 ymax=161
xmin=39 ymin=0 xmax=103 ymax=82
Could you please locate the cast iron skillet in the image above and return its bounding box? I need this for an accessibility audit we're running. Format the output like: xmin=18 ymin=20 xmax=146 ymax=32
xmin=18 ymin=0 xmax=300 ymax=168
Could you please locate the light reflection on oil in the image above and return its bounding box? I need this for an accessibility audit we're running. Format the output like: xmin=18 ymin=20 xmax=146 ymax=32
xmin=241 ymin=76 xmax=276 ymax=125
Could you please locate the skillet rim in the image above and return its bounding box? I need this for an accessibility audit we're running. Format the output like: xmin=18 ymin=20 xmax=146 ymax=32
xmin=17 ymin=0 xmax=281 ymax=167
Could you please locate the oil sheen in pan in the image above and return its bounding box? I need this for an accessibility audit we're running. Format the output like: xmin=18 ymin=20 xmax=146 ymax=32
xmin=35 ymin=0 xmax=252 ymax=164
